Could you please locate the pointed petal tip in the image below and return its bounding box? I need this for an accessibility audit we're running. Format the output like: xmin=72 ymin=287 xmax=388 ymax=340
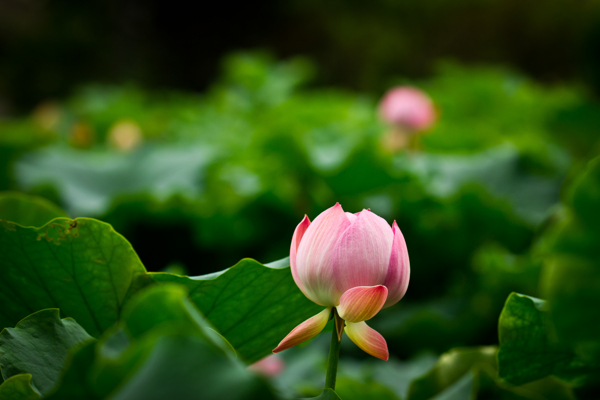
xmin=345 ymin=321 xmax=389 ymax=361
xmin=272 ymin=308 xmax=331 ymax=353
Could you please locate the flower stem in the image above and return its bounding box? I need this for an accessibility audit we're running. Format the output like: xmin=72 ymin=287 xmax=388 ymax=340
xmin=324 ymin=310 xmax=341 ymax=390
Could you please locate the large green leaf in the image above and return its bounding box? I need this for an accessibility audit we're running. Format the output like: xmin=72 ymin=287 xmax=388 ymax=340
xmin=0 ymin=215 xmax=322 ymax=364
xmin=0 ymin=218 xmax=148 ymax=337
xmin=149 ymin=257 xmax=322 ymax=363
xmin=0 ymin=192 xmax=67 ymax=227
xmin=0 ymin=309 xmax=93 ymax=396
xmin=0 ymin=374 xmax=40 ymax=400
xmin=498 ymin=292 xmax=597 ymax=386
xmin=47 ymin=284 xmax=276 ymax=400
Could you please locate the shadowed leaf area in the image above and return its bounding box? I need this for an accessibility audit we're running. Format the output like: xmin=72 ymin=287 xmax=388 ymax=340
xmin=0 ymin=309 xmax=93 ymax=396
xmin=44 ymin=284 xmax=276 ymax=400
xmin=0 ymin=374 xmax=40 ymax=400
xmin=498 ymin=293 xmax=597 ymax=386
xmin=150 ymin=258 xmax=322 ymax=363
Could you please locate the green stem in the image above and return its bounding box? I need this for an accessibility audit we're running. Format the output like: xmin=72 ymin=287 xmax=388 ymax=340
xmin=324 ymin=310 xmax=341 ymax=390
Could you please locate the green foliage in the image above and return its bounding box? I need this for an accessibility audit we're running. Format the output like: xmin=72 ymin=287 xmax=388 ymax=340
xmin=0 ymin=309 xmax=93 ymax=396
xmin=542 ymin=157 xmax=600 ymax=360
xmin=150 ymin=258 xmax=322 ymax=363
xmin=305 ymin=388 xmax=342 ymax=400
xmin=408 ymin=346 xmax=497 ymax=400
xmin=0 ymin=218 xmax=147 ymax=337
xmin=498 ymin=293 xmax=594 ymax=386
xmin=0 ymin=216 xmax=318 ymax=365
xmin=4 ymin=56 xmax=587 ymax=364
xmin=408 ymin=346 xmax=575 ymax=400
xmin=1 ymin=53 xmax=600 ymax=399
xmin=13 ymin=284 xmax=276 ymax=400
xmin=497 ymin=157 xmax=600 ymax=395
xmin=335 ymin=378 xmax=399 ymax=400
xmin=0 ymin=192 xmax=68 ymax=227
xmin=0 ymin=375 xmax=40 ymax=400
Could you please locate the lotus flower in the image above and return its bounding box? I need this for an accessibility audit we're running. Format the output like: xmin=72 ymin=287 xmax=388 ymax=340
xmin=273 ymin=203 xmax=410 ymax=360
xmin=379 ymin=86 xmax=436 ymax=131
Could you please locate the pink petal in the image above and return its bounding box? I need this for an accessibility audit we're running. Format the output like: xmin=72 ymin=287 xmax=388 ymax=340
xmin=290 ymin=215 xmax=311 ymax=297
xmin=330 ymin=210 xmax=393 ymax=300
xmin=345 ymin=321 xmax=389 ymax=361
xmin=336 ymin=285 xmax=388 ymax=323
xmin=383 ymin=221 xmax=410 ymax=308
xmin=272 ymin=308 xmax=331 ymax=353
xmin=295 ymin=203 xmax=352 ymax=306
xmin=345 ymin=212 xmax=358 ymax=223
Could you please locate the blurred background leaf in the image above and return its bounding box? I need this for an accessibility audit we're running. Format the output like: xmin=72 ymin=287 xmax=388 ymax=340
xmin=0 ymin=192 xmax=67 ymax=227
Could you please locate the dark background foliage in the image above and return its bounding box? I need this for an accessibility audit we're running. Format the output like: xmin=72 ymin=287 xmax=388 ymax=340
xmin=1 ymin=0 xmax=600 ymax=113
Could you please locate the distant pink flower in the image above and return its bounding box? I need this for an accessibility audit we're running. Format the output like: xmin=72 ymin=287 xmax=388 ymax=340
xmin=248 ymin=354 xmax=285 ymax=377
xmin=273 ymin=203 xmax=410 ymax=360
xmin=379 ymin=86 xmax=436 ymax=131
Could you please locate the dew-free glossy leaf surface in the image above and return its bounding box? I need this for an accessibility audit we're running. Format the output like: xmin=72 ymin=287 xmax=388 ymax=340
xmin=0 ymin=374 xmax=40 ymax=400
xmin=0 ymin=218 xmax=148 ymax=336
xmin=150 ymin=258 xmax=322 ymax=363
xmin=0 ymin=309 xmax=92 ymax=395
xmin=0 ymin=192 xmax=67 ymax=228
xmin=498 ymin=292 xmax=593 ymax=385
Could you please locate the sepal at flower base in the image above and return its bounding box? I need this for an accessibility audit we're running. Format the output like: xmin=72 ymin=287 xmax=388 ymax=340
xmin=336 ymin=285 xmax=388 ymax=323
xmin=273 ymin=308 xmax=331 ymax=353
xmin=344 ymin=321 xmax=389 ymax=361
xmin=334 ymin=310 xmax=344 ymax=341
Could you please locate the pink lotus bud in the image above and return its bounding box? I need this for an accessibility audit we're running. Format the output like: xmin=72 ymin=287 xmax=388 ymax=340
xmin=247 ymin=354 xmax=285 ymax=377
xmin=274 ymin=203 xmax=410 ymax=360
xmin=378 ymin=86 xmax=436 ymax=131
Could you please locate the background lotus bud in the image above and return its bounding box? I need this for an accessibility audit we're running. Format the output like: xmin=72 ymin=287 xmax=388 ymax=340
xmin=274 ymin=203 xmax=410 ymax=360
xmin=378 ymin=86 xmax=436 ymax=131
xmin=247 ymin=354 xmax=285 ymax=377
